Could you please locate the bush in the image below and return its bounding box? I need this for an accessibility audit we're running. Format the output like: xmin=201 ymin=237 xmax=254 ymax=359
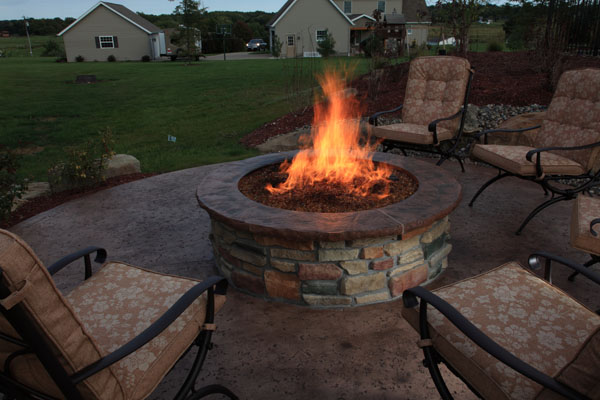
xmin=487 ymin=41 xmax=504 ymax=52
xmin=41 ymin=39 xmax=65 ymax=57
xmin=360 ymin=36 xmax=384 ymax=58
xmin=107 ymin=54 xmax=116 ymax=62
xmin=141 ymin=55 xmax=150 ymax=62
xmin=0 ymin=148 xmax=26 ymax=223
xmin=48 ymin=128 xmax=115 ymax=193
xmin=317 ymin=31 xmax=336 ymax=58
xmin=75 ymin=55 xmax=84 ymax=62
xmin=271 ymin=35 xmax=282 ymax=57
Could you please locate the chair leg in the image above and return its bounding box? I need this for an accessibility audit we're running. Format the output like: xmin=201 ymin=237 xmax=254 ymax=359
xmin=422 ymin=346 xmax=454 ymax=400
xmin=515 ymin=195 xmax=569 ymax=235
xmin=568 ymin=256 xmax=600 ymax=282
xmin=468 ymin=172 xmax=511 ymax=207
xmin=187 ymin=385 xmax=239 ymax=400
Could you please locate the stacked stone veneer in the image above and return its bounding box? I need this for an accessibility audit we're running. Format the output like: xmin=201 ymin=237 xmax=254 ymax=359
xmin=210 ymin=216 xmax=451 ymax=307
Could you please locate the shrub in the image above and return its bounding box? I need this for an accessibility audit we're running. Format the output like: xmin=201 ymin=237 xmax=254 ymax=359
xmin=271 ymin=35 xmax=282 ymax=57
xmin=48 ymin=128 xmax=116 ymax=193
xmin=317 ymin=31 xmax=336 ymax=58
xmin=0 ymin=148 xmax=26 ymax=223
xmin=75 ymin=55 xmax=84 ymax=62
xmin=107 ymin=54 xmax=116 ymax=62
xmin=41 ymin=39 xmax=65 ymax=57
xmin=360 ymin=36 xmax=384 ymax=58
xmin=141 ymin=55 xmax=150 ymax=62
xmin=487 ymin=41 xmax=504 ymax=52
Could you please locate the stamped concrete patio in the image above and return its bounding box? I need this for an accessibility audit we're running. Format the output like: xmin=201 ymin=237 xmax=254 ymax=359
xmin=9 ymin=157 xmax=598 ymax=399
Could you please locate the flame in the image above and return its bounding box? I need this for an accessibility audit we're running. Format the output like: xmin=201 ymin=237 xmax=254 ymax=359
xmin=266 ymin=69 xmax=392 ymax=199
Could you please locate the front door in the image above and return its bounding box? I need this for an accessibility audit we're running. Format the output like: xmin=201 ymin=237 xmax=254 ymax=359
xmin=286 ymin=34 xmax=295 ymax=58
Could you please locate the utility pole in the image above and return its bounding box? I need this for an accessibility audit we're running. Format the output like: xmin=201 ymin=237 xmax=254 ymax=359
xmin=23 ymin=17 xmax=33 ymax=56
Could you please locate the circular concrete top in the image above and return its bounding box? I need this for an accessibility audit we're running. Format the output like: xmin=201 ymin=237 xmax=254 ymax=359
xmin=197 ymin=151 xmax=462 ymax=241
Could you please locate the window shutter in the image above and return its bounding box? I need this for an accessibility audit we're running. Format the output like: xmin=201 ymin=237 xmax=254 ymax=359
xmin=95 ymin=36 xmax=100 ymax=48
xmin=113 ymin=36 xmax=118 ymax=48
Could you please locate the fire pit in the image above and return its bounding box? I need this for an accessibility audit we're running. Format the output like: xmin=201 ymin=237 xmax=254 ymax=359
xmin=197 ymin=151 xmax=460 ymax=307
xmin=197 ymin=70 xmax=461 ymax=307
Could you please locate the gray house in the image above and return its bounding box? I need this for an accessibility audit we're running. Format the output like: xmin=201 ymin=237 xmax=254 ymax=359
xmin=268 ymin=0 xmax=430 ymax=57
xmin=58 ymin=1 xmax=167 ymax=62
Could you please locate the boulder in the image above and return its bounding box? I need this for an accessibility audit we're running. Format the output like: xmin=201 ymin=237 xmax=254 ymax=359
xmin=485 ymin=111 xmax=546 ymax=146
xmin=104 ymin=154 xmax=141 ymax=179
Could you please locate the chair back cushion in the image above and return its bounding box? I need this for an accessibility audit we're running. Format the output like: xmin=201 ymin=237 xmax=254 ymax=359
xmin=533 ymin=68 xmax=600 ymax=172
xmin=402 ymin=56 xmax=471 ymax=133
xmin=0 ymin=229 xmax=124 ymax=399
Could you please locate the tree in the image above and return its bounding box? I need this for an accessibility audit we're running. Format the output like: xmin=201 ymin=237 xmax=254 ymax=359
xmin=170 ymin=0 xmax=205 ymax=57
xmin=317 ymin=31 xmax=336 ymax=57
xmin=435 ymin=0 xmax=484 ymax=56
xmin=233 ymin=20 xmax=252 ymax=42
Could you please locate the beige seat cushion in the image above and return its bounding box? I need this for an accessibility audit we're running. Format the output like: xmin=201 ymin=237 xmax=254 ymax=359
xmin=402 ymin=262 xmax=600 ymax=400
xmin=371 ymin=123 xmax=453 ymax=145
xmin=571 ymin=194 xmax=600 ymax=256
xmin=66 ymin=262 xmax=226 ymax=400
xmin=472 ymin=144 xmax=586 ymax=176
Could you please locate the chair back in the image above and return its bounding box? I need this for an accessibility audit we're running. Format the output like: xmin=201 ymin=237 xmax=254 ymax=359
xmin=0 ymin=230 xmax=124 ymax=399
xmin=402 ymin=56 xmax=472 ymax=133
xmin=533 ymin=68 xmax=600 ymax=172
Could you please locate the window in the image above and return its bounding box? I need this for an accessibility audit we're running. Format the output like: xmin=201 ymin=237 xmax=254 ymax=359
xmin=316 ymin=29 xmax=328 ymax=43
xmin=99 ymin=36 xmax=114 ymax=48
xmin=377 ymin=1 xmax=385 ymax=12
xmin=407 ymin=28 xmax=413 ymax=35
xmin=344 ymin=1 xmax=352 ymax=13
xmin=287 ymin=35 xmax=294 ymax=46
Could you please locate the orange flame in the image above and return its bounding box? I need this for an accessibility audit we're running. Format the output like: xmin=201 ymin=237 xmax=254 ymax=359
xmin=266 ymin=69 xmax=392 ymax=198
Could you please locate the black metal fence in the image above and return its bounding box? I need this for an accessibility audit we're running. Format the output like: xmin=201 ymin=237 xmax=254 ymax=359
xmin=545 ymin=0 xmax=600 ymax=56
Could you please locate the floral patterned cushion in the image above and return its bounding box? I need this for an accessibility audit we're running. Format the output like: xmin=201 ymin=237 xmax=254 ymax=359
xmin=0 ymin=229 xmax=124 ymax=399
xmin=371 ymin=122 xmax=453 ymax=145
xmin=532 ymin=69 xmax=600 ymax=172
xmin=570 ymin=194 xmax=600 ymax=256
xmin=472 ymin=144 xmax=586 ymax=176
xmin=402 ymin=262 xmax=600 ymax=400
xmin=66 ymin=262 xmax=226 ymax=400
xmin=402 ymin=56 xmax=471 ymax=133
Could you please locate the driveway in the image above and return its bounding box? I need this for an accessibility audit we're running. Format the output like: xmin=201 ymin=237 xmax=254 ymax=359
xmin=203 ymin=51 xmax=273 ymax=61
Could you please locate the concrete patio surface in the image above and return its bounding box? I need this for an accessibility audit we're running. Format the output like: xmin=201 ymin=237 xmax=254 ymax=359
xmin=10 ymin=156 xmax=599 ymax=399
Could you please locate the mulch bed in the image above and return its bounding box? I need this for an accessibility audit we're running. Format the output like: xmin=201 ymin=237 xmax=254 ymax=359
xmin=240 ymin=51 xmax=600 ymax=148
xmin=238 ymin=162 xmax=418 ymax=212
xmin=2 ymin=173 xmax=156 ymax=229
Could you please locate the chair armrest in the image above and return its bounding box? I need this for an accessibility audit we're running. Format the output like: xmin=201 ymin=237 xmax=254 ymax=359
xmin=472 ymin=125 xmax=541 ymax=144
xmin=528 ymin=251 xmax=600 ymax=286
xmin=70 ymin=276 xmax=228 ymax=384
xmin=47 ymin=247 xmax=107 ymax=279
xmin=591 ymin=218 xmax=600 ymax=236
xmin=526 ymin=140 xmax=600 ymax=178
xmin=402 ymin=286 xmax=585 ymax=400
xmin=368 ymin=105 xmax=403 ymax=126
xmin=427 ymin=109 xmax=464 ymax=145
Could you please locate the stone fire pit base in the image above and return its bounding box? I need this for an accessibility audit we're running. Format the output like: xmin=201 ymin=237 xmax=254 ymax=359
xmin=210 ymin=216 xmax=451 ymax=307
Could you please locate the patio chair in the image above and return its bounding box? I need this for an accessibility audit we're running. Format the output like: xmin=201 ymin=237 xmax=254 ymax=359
xmin=0 ymin=229 xmax=237 ymax=400
xmin=367 ymin=56 xmax=474 ymax=171
xmin=402 ymin=252 xmax=600 ymax=400
xmin=568 ymin=194 xmax=600 ymax=281
xmin=469 ymin=68 xmax=600 ymax=235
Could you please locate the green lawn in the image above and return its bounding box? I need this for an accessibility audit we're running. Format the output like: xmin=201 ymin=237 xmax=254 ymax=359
xmin=0 ymin=35 xmax=62 ymax=57
xmin=428 ymin=22 xmax=506 ymax=51
xmin=0 ymin=52 xmax=369 ymax=181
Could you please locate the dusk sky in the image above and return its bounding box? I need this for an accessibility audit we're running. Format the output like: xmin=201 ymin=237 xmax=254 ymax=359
xmin=0 ymin=0 xmax=286 ymax=20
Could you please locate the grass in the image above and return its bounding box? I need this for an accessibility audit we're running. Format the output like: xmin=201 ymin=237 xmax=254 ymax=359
xmin=0 ymin=35 xmax=62 ymax=57
xmin=0 ymin=46 xmax=369 ymax=181
xmin=428 ymin=22 xmax=506 ymax=51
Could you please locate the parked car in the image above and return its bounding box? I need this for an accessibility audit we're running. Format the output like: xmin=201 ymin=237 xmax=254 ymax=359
xmin=246 ymin=39 xmax=267 ymax=51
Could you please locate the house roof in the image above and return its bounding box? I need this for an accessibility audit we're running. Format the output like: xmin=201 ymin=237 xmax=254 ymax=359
xmin=267 ymin=0 xmax=354 ymax=27
xmin=57 ymin=1 xmax=161 ymax=36
xmin=403 ymin=0 xmax=431 ymax=23
xmin=384 ymin=14 xmax=406 ymax=24
xmin=349 ymin=14 xmax=376 ymax=23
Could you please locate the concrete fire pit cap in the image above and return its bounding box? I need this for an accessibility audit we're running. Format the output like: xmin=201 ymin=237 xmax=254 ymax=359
xmin=197 ymin=151 xmax=462 ymax=241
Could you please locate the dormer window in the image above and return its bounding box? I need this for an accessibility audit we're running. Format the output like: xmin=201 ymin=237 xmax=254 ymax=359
xmin=377 ymin=1 xmax=386 ymax=12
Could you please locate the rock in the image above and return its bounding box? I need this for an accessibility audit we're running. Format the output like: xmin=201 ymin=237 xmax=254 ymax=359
xmin=256 ymin=127 xmax=310 ymax=153
xmin=11 ymin=182 xmax=51 ymax=211
xmin=486 ymin=111 xmax=546 ymax=146
xmin=463 ymin=104 xmax=480 ymax=134
xmin=103 ymin=154 xmax=141 ymax=179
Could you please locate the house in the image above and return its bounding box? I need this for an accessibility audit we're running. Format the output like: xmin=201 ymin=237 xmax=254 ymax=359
xmin=57 ymin=1 xmax=167 ymax=62
xmin=267 ymin=0 xmax=430 ymax=57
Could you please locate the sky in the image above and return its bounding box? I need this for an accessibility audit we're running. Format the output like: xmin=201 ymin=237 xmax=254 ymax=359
xmin=0 ymin=0 xmax=287 ymax=20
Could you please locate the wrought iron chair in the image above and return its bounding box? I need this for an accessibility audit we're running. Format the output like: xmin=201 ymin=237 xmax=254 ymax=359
xmin=367 ymin=56 xmax=474 ymax=171
xmin=469 ymin=68 xmax=600 ymax=235
xmin=568 ymin=194 xmax=600 ymax=282
xmin=0 ymin=229 xmax=237 ymax=400
xmin=402 ymin=252 xmax=600 ymax=400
